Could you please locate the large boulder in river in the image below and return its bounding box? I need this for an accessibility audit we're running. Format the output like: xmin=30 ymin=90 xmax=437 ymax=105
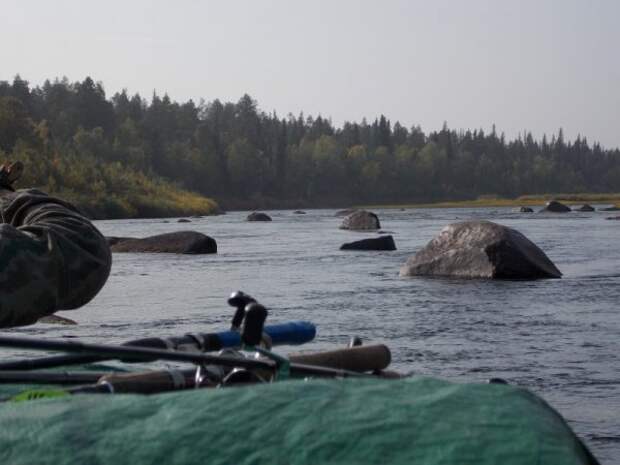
xmin=399 ymin=221 xmax=561 ymax=279
xmin=539 ymin=200 xmax=571 ymax=213
xmin=340 ymin=235 xmax=396 ymax=251
xmin=247 ymin=212 xmax=272 ymax=221
xmin=339 ymin=210 xmax=381 ymax=230
xmin=108 ymin=231 xmax=217 ymax=254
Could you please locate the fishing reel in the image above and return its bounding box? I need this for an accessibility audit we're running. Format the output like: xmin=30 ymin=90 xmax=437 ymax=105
xmin=221 ymin=292 xmax=289 ymax=385
xmin=194 ymin=292 xmax=282 ymax=387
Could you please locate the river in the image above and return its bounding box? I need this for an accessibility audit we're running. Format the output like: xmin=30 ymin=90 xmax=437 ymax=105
xmin=7 ymin=206 xmax=620 ymax=462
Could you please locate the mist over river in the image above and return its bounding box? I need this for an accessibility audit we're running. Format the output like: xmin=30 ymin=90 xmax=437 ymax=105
xmin=7 ymin=207 xmax=620 ymax=462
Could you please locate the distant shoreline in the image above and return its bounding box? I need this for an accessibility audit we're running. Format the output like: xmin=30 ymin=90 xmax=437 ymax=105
xmin=81 ymin=192 xmax=620 ymax=218
xmin=360 ymin=194 xmax=620 ymax=210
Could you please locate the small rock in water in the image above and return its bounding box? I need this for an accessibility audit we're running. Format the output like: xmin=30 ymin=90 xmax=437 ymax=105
xmin=574 ymin=204 xmax=595 ymax=212
xmin=341 ymin=236 xmax=396 ymax=251
xmin=108 ymin=231 xmax=217 ymax=254
xmin=339 ymin=210 xmax=381 ymax=230
xmin=247 ymin=212 xmax=272 ymax=221
xmin=519 ymin=207 xmax=534 ymax=213
xmin=539 ymin=200 xmax=571 ymax=213
xmin=600 ymin=206 xmax=620 ymax=211
xmin=178 ymin=218 xmax=191 ymax=223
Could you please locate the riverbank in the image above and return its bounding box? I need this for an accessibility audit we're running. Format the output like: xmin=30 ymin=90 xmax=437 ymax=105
xmin=64 ymin=190 xmax=620 ymax=219
xmin=362 ymin=194 xmax=620 ymax=210
xmin=56 ymin=188 xmax=220 ymax=220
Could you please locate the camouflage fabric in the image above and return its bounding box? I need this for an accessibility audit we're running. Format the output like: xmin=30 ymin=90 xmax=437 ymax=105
xmin=0 ymin=188 xmax=111 ymax=327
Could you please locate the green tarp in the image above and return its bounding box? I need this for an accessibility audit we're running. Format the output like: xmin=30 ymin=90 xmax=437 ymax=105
xmin=0 ymin=376 xmax=597 ymax=465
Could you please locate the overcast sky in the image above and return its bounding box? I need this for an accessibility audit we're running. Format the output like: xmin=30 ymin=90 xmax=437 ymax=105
xmin=2 ymin=0 xmax=619 ymax=148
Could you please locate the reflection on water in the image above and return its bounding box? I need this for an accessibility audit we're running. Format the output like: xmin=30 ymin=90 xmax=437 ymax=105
xmin=6 ymin=207 xmax=620 ymax=461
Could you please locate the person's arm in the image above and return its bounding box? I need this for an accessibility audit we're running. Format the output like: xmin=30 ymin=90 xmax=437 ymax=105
xmin=0 ymin=188 xmax=111 ymax=327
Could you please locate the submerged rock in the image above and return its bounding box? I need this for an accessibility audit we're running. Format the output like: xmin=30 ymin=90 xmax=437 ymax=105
xmin=574 ymin=204 xmax=595 ymax=212
xmin=399 ymin=221 xmax=561 ymax=279
xmin=247 ymin=212 xmax=272 ymax=221
xmin=606 ymin=216 xmax=620 ymax=220
xmin=340 ymin=235 xmax=396 ymax=251
xmin=600 ymin=206 xmax=620 ymax=211
xmin=519 ymin=207 xmax=534 ymax=213
xmin=539 ymin=200 xmax=571 ymax=213
xmin=339 ymin=210 xmax=381 ymax=230
xmin=177 ymin=218 xmax=191 ymax=223
xmin=108 ymin=231 xmax=217 ymax=254
xmin=293 ymin=210 xmax=307 ymax=215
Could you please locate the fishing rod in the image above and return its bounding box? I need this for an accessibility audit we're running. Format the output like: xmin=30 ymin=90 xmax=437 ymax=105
xmin=1 ymin=303 xmax=398 ymax=401
xmin=0 ymin=306 xmax=367 ymax=381
xmin=0 ymin=344 xmax=392 ymax=388
xmin=1 ymin=307 xmax=384 ymax=402
xmin=0 ymin=371 xmax=107 ymax=385
xmin=0 ymin=321 xmax=314 ymax=371
xmin=0 ymin=291 xmax=315 ymax=371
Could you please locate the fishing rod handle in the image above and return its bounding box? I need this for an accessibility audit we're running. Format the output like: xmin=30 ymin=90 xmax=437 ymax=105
xmin=288 ymin=344 xmax=392 ymax=373
xmin=97 ymin=369 xmax=208 ymax=394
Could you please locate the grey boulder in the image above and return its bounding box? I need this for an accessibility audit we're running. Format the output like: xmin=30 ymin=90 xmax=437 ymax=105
xmin=539 ymin=200 xmax=571 ymax=213
xmin=574 ymin=204 xmax=595 ymax=212
xmin=108 ymin=231 xmax=217 ymax=254
xmin=247 ymin=212 xmax=272 ymax=221
xmin=399 ymin=221 xmax=561 ymax=279
xmin=340 ymin=235 xmax=396 ymax=251
xmin=339 ymin=210 xmax=381 ymax=230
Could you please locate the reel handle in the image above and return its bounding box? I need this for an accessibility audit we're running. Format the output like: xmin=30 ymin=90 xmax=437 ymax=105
xmin=241 ymin=303 xmax=268 ymax=347
xmin=227 ymin=291 xmax=256 ymax=330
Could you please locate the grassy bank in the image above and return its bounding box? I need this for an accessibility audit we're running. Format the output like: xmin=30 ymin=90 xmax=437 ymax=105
xmin=60 ymin=187 xmax=220 ymax=220
xmin=12 ymin=152 xmax=220 ymax=220
xmin=362 ymin=194 xmax=620 ymax=210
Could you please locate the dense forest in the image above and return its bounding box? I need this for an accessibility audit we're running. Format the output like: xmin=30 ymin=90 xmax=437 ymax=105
xmin=1 ymin=75 xmax=619 ymax=218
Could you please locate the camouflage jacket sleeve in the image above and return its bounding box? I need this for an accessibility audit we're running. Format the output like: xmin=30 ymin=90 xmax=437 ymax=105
xmin=0 ymin=189 xmax=111 ymax=327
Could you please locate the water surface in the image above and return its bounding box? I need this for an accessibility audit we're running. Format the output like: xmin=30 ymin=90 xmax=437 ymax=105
xmin=8 ymin=207 xmax=620 ymax=462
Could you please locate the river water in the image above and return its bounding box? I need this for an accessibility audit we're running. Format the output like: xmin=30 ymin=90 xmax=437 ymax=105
xmin=7 ymin=207 xmax=620 ymax=462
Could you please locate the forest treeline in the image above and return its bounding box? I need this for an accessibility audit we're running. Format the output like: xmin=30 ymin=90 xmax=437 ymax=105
xmin=1 ymin=75 xmax=619 ymax=217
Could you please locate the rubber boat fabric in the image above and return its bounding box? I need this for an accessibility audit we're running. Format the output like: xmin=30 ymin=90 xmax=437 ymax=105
xmin=0 ymin=376 xmax=597 ymax=465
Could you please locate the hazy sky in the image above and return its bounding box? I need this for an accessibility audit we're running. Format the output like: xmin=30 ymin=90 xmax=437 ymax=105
xmin=2 ymin=0 xmax=619 ymax=148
